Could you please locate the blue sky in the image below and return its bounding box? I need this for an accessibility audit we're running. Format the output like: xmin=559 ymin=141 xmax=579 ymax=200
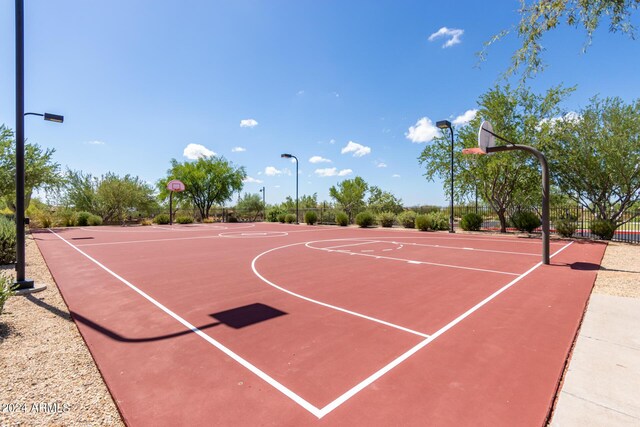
xmin=2 ymin=1 xmax=640 ymax=206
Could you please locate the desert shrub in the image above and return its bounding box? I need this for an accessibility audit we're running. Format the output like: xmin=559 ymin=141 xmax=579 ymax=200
xmin=88 ymin=215 xmax=103 ymax=226
xmin=555 ymin=219 xmax=576 ymax=238
xmin=154 ymin=213 xmax=170 ymax=225
xmin=590 ymin=219 xmax=617 ymax=240
xmin=428 ymin=212 xmax=449 ymax=231
xmin=284 ymin=214 xmax=297 ymax=224
xmin=203 ymin=217 xmax=215 ymax=223
xmin=510 ymin=211 xmax=541 ymax=233
xmin=415 ymin=214 xmax=431 ymax=231
xmin=55 ymin=208 xmax=77 ymax=227
xmin=336 ymin=211 xmax=349 ymax=226
xmin=378 ymin=211 xmax=396 ymax=228
xmin=304 ymin=211 xmax=318 ymax=225
xmin=355 ymin=211 xmax=375 ymax=228
xmin=397 ymin=211 xmax=416 ymax=228
xmin=0 ymin=217 xmax=17 ymax=264
xmin=277 ymin=213 xmax=286 ymax=223
xmin=76 ymin=211 xmax=92 ymax=226
xmin=460 ymin=212 xmax=483 ymax=231
xmin=175 ymin=216 xmax=194 ymax=224
xmin=1 ymin=273 xmax=17 ymax=315
xmin=265 ymin=207 xmax=284 ymax=222
xmin=228 ymin=215 xmax=238 ymax=223
xmin=32 ymin=210 xmax=53 ymax=228
xmin=141 ymin=218 xmax=153 ymax=226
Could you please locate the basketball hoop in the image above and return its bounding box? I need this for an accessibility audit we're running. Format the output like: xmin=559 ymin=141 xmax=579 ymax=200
xmin=167 ymin=179 xmax=185 ymax=192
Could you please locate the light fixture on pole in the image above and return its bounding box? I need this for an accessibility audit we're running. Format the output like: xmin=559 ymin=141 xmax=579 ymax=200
xmin=14 ymin=0 xmax=63 ymax=291
xmin=436 ymin=119 xmax=455 ymax=233
xmin=280 ymin=153 xmax=299 ymax=224
xmin=259 ymin=186 xmax=265 ymax=221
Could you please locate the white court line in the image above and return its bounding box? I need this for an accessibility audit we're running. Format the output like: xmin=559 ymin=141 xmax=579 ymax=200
xmin=375 ymin=239 xmax=540 ymax=257
xmin=360 ymin=228 xmax=567 ymax=245
xmin=305 ymin=241 xmax=520 ymax=276
xmin=48 ymin=229 xmax=324 ymax=418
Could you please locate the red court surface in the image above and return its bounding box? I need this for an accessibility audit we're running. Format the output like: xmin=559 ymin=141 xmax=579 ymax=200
xmin=33 ymin=223 xmax=606 ymax=426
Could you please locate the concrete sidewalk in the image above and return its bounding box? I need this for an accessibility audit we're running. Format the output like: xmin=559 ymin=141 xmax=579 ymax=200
xmin=551 ymin=293 xmax=640 ymax=426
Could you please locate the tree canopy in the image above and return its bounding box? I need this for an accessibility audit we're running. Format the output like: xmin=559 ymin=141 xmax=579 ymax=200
xmin=236 ymin=193 xmax=264 ymax=221
xmin=367 ymin=186 xmax=403 ymax=214
xmin=329 ymin=176 xmax=369 ymax=221
xmin=160 ymin=156 xmax=246 ymax=219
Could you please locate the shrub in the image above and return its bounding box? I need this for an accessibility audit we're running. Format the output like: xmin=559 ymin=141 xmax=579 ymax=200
xmin=266 ymin=207 xmax=286 ymax=222
xmin=154 ymin=213 xmax=170 ymax=225
xmin=428 ymin=212 xmax=449 ymax=231
xmin=355 ymin=211 xmax=375 ymax=228
xmin=32 ymin=211 xmax=53 ymax=228
xmin=55 ymin=208 xmax=77 ymax=227
xmin=590 ymin=219 xmax=617 ymax=240
xmin=336 ymin=211 xmax=349 ymax=226
xmin=88 ymin=215 xmax=103 ymax=226
xmin=510 ymin=211 xmax=541 ymax=233
xmin=460 ymin=212 xmax=483 ymax=231
xmin=304 ymin=211 xmax=318 ymax=225
xmin=555 ymin=219 xmax=576 ymax=238
xmin=378 ymin=211 xmax=396 ymax=228
xmin=203 ymin=217 xmax=215 ymax=223
xmin=175 ymin=215 xmax=194 ymax=224
xmin=76 ymin=211 xmax=92 ymax=226
xmin=141 ymin=219 xmax=153 ymax=226
xmin=277 ymin=213 xmax=286 ymax=223
xmin=284 ymin=214 xmax=297 ymax=224
xmin=415 ymin=214 xmax=431 ymax=231
xmin=228 ymin=215 xmax=238 ymax=223
xmin=1 ymin=273 xmax=17 ymax=315
xmin=397 ymin=211 xmax=416 ymax=228
xmin=0 ymin=217 xmax=17 ymax=264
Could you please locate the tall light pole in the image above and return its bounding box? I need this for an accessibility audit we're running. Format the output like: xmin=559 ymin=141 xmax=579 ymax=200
xmin=15 ymin=0 xmax=64 ymax=290
xmin=280 ymin=153 xmax=298 ymax=224
xmin=436 ymin=120 xmax=455 ymax=233
xmin=259 ymin=186 xmax=265 ymax=221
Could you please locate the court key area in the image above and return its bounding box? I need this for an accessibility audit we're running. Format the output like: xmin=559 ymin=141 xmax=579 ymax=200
xmin=33 ymin=222 xmax=606 ymax=426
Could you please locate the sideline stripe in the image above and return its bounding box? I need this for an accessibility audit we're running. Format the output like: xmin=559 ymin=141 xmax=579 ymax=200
xmin=48 ymin=229 xmax=324 ymax=418
xmin=315 ymin=240 xmax=575 ymax=417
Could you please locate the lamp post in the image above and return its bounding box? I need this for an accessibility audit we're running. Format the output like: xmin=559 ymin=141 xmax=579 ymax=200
xmin=436 ymin=120 xmax=455 ymax=233
xmin=15 ymin=0 xmax=64 ymax=290
xmin=280 ymin=153 xmax=298 ymax=224
xmin=259 ymin=186 xmax=265 ymax=221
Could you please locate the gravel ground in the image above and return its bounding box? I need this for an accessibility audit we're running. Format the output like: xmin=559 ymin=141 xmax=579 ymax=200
xmin=0 ymin=232 xmax=637 ymax=427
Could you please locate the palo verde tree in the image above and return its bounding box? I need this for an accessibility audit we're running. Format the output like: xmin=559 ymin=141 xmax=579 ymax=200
xmin=480 ymin=0 xmax=640 ymax=80
xmin=329 ymin=176 xmax=368 ymax=222
xmin=235 ymin=193 xmax=264 ymax=221
xmin=419 ymin=84 xmax=573 ymax=232
xmin=159 ymin=156 xmax=246 ymax=220
xmin=541 ymin=96 xmax=640 ymax=227
xmin=0 ymin=124 xmax=62 ymax=211
xmin=367 ymin=186 xmax=403 ymax=214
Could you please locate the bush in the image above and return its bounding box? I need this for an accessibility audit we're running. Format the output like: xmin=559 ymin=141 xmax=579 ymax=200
xmin=266 ymin=207 xmax=286 ymax=222
xmin=590 ymin=219 xmax=617 ymax=240
xmin=1 ymin=273 xmax=17 ymax=315
xmin=336 ymin=211 xmax=349 ymax=226
xmin=397 ymin=210 xmax=416 ymax=228
xmin=203 ymin=217 xmax=215 ymax=223
xmin=32 ymin=211 xmax=53 ymax=228
xmin=0 ymin=217 xmax=17 ymax=264
xmin=460 ymin=212 xmax=483 ymax=231
xmin=304 ymin=211 xmax=318 ymax=225
xmin=378 ymin=211 xmax=396 ymax=228
xmin=154 ymin=214 xmax=170 ymax=225
xmin=76 ymin=211 xmax=92 ymax=226
xmin=141 ymin=219 xmax=153 ymax=226
xmin=415 ymin=214 xmax=431 ymax=231
xmin=284 ymin=214 xmax=297 ymax=224
xmin=55 ymin=208 xmax=77 ymax=227
xmin=175 ymin=215 xmax=194 ymax=224
xmin=555 ymin=219 xmax=576 ymax=238
xmin=428 ymin=212 xmax=449 ymax=231
xmin=88 ymin=215 xmax=103 ymax=226
xmin=355 ymin=211 xmax=375 ymax=228
xmin=277 ymin=213 xmax=286 ymax=223
xmin=510 ymin=211 xmax=541 ymax=233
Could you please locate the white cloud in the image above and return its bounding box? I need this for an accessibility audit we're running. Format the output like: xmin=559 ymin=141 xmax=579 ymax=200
xmin=232 ymin=146 xmax=246 ymax=152
xmin=240 ymin=119 xmax=258 ymax=128
xmin=392 ymin=174 xmax=401 ymax=178
xmin=314 ymin=168 xmax=353 ymax=177
xmin=329 ymin=139 xmax=336 ymax=144
xmin=309 ymin=155 xmax=332 ymax=164
xmin=297 ymin=90 xmax=305 ymax=96
xmin=405 ymin=117 xmax=439 ymax=143
xmin=452 ymin=109 xmax=478 ymax=126
xmin=243 ymin=176 xmax=263 ymax=184
xmin=264 ymin=166 xmax=283 ymax=176
xmin=86 ymin=140 xmax=105 ymax=145
xmin=376 ymin=161 xmax=387 ymax=168
xmin=183 ymin=143 xmax=216 ymax=160
xmin=341 ymin=141 xmax=371 ymax=157
xmin=428 ymin=27 xmax=464 ymax=48
xmin=538 ymin=111 xmax=581 ymax=129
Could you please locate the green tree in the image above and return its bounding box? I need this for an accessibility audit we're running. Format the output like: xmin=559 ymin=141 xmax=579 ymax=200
xmin=95 ymin=173 xmax=157 ymax=222
xmin=419 ymin=84 xmax=572 ymax=232
xmin=236 ymin=193 xmax=264 ymax=221
xmin=367 ymin=186 xmax=403 ymax=214
xmin=299 ymin=193 xmax=318 ymax=209
xmin=0 ymin=125 xmax=62 ymax=211
xmin=160 ymin=156 xmax=246 ymax=220
xmin=329 ymin=176 xmax=369 ymax=222
xmin=481 ymin=0 xmax=640 ymax=80
xmin=63 ymin=169 xmax=98 ymax=212
xmin=542 ymin=96 xmax=640 ymax=226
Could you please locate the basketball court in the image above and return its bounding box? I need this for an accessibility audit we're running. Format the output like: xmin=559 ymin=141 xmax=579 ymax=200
xmin=33 ymin=223 xmax=606 ymax=426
